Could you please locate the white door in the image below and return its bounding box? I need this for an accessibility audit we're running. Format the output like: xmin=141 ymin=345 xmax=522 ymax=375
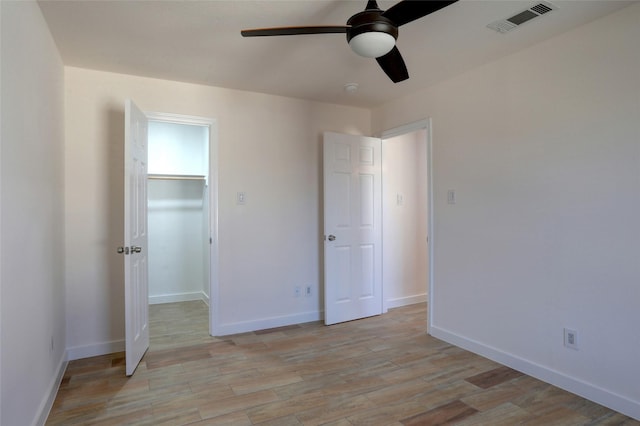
xmin=124 ymin=99 xmax=149 ymax=376
xmin=323 ymin=132 xmax=382 ymax=325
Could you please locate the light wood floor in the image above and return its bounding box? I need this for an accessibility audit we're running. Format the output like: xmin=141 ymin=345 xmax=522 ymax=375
xmin=47 ymin=302 xmax=638 ymax=425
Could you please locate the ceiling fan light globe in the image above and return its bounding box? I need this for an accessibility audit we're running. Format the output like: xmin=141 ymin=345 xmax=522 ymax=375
xmin=348 ymin=31 xmax=395 ymax=58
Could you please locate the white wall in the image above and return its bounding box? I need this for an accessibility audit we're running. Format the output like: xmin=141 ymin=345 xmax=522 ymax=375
xmin=64 ymin=67 xmax=371 ymax=355
xmin=382 ymin=130 xmax=428 ymax=308
xmin=148 ymin=179 xmax=207 ymax=303
xmin=373 ymin=3 xmax=640 ymax=419
xmin=148 ymin=121 xmax=208 ymax=176
xmin=0 ymin=2 xmax=66 ymax=425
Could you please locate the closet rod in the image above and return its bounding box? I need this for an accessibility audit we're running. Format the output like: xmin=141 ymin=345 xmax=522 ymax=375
xmin=148 ymin=174 xmax=206 ymax=181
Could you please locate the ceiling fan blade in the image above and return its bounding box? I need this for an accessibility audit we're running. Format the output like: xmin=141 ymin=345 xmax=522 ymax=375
xmin=376 ymin=46 xmax=409 ymax=83
xmin=241 ymin=26 xmax=349 ymax=37
xmin=382 ymin=0 xmax=458 ymax=27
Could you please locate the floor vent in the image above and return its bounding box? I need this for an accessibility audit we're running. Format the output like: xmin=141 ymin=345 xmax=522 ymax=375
xmin=487 ymin=1 xmax=557 ymax=34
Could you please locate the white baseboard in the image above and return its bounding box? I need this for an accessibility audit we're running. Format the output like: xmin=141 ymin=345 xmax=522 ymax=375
xmin=149 ymin=291 xmax=208 ymax=305
xmin=66 ymin=339 xmax=125 ymax=361
xmin=386 ymin=293 xmax=427 ymax=310
xmin=213 ymin=310 xmax=323 ymax=336
xmin=430 ymin=325 xmax=640 ymax=421
xmin=34 ymin=352 xmax=67 ymax=426
xmin=67 ymin=294 xmax=209 ymax=361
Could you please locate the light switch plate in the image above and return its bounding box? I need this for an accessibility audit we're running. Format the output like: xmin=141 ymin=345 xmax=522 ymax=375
xmin=237 ymin=191 xmax=246 ymax=205
xmin=447 ymin=189 xmax=456 ymax=204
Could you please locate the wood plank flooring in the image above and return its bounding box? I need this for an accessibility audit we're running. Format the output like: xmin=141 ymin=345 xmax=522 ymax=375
xmin=47 ymin=302 xmax=638 ymax=425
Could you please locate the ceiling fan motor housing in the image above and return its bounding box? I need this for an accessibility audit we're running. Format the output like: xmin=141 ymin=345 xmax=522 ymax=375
xmin=346 ymin=11 xmax=398 ymax=42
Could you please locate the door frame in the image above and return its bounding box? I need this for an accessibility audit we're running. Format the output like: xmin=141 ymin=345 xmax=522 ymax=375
xmin=379 ymin=119 xmax=434 ymax=331
xmin=145 ymin=111 xmax=220 ymax=337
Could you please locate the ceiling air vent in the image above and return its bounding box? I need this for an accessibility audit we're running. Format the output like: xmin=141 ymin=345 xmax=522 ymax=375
xmin=487 ymin=1 xmax=557 ymax=34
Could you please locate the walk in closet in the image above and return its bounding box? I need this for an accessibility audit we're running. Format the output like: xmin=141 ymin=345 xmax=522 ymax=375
xmin=147 ymin=120 xmax=210 ymax=306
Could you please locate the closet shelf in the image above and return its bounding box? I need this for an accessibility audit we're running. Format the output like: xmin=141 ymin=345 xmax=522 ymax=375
xmin=148 ymin=174 xmax=206 ymax=181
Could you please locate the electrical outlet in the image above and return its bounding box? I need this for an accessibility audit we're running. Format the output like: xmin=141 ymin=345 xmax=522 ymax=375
xmin=295 ymin=286 xmax=301 ymax=297
xmin=564 ymin=328 xmax=578 ymax=350
xmin=305 ymin=286 xmax=312 ymax=297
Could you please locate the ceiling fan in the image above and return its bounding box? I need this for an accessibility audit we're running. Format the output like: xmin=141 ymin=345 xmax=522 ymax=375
xmin=241 ymin=0 xmax=458 ymax=83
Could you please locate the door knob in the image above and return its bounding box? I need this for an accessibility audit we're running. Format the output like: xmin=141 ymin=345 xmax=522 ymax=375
xmin=328 ymin=235 xmax=336 ymax=241
xmin=131 ymin=246 xmax=142 ymax=253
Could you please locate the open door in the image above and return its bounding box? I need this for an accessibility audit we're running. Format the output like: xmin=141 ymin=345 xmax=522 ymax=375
xmin=123 ymin=99 xmax=149 ymax=375
xmin=323 ymin=132 xmax=382 ymax=325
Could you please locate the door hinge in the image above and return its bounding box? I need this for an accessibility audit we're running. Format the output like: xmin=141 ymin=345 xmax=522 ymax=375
xmin=117 ymin=246 xmax=130 ymax=255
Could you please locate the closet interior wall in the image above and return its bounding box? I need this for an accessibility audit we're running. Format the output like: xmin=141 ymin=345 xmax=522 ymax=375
xmin=147 ymin=121 xmax=210 ymax=305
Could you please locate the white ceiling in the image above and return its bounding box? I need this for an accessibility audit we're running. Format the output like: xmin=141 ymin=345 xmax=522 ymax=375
xmin=38 ymin=0 xmax=635 ymax=108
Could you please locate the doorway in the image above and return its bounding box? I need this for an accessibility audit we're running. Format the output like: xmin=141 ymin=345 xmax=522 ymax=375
xmin=381 ymin=120 xmax=431 ymax=315
xmin=145 ymin=112 xmax=218 ymax=340
xmin=322 ymin=121 xmax=431 ymax=325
